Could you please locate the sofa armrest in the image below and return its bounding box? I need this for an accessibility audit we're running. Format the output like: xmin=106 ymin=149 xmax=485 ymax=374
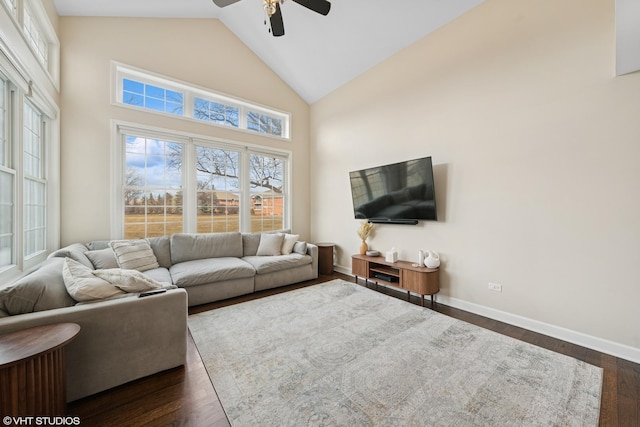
xmin=0 ymin=289 xmax=188 ymax=401
xmin=306 ymin=243 xmax=319 ymax=279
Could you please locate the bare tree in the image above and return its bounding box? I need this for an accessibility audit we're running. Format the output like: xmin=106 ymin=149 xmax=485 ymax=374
xmin=124 ymin=168 xmax=144 ymax=206
xmin=166 ymin=145 xmax=283 ymax=193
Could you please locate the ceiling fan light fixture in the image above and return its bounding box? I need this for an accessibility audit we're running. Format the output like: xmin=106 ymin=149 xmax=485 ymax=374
xmin=263 ymin=0 xmax=283 ymax=17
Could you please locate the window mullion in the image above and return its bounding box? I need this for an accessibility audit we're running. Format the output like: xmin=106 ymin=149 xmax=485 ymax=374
xmin=238 ymin=105 xmax=247 ymax=131
xmin=240 ymin=149 xmax=251 ymax=232
xmin=183 ymin=139 xmax=196 ymax=233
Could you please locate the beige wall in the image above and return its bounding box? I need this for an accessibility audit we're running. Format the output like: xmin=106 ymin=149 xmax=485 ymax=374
xmin=59 ymin=17 xmax=311 ymax=244
xmin=310 ymin=0 xmax=640 ymax=353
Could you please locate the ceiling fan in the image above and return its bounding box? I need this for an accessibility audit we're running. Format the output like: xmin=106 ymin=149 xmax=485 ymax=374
xmin=212 ymin=0 xmax=331 ymax=37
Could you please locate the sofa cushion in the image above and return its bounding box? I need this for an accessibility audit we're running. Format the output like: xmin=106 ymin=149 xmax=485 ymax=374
xmin=149 ymin=236 xmax=172 ymax=268
xmin=242 ymin=254 xmax=312 ymax=274
xmin=0 ymin=257 xmax=76 ymax=315
xmin=85 ymin=248 xmax=118 ymax=269
xmin=110 ymin=239 xmax=159 ymax=272
xmin=62 ymin=258 xmax=126 ymax=302
xmin=242 ymin=233 xmax=261 ymax=257
xmin=85 ymin=240 xmax=110 ymax=251
xmin=48 ymin=243 xmax=93 ymax=268
xmin=256 ymin=233 xmax=284 ymax=256
xmin=141 ymin=267 xmax=173 ymax=286
xmin=170 ymin=258 xmax=255 ymax=288
xmin=170 ymin=232 xmax=243 ymax=264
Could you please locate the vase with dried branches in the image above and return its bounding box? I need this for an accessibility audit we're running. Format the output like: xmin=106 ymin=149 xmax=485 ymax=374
xmin=356 ymin=221 xmax=374 ymax=255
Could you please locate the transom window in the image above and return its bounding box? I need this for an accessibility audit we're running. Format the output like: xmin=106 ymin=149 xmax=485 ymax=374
xmin=113 ymin=63 xmax=290 ymax=139
xmin=23 ymin=4 xmax=49 ymax=67
xmin=123 ymin=79 xmax=184 ymax=116
xmin=194 ymin=98 xmax=239 ymax=127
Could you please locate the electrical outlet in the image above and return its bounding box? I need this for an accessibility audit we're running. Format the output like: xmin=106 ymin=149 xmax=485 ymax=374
xmin=488 ymin=282 xmax=502 ymax=292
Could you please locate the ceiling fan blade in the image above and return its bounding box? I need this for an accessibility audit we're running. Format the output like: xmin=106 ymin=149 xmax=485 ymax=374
xmin=212 ymin=0 xmax=242 ymax=7
xmin=291 ymin=0 xmax=331 ymax=16
xmin=270 ymin=3 xmax=285 ymax=37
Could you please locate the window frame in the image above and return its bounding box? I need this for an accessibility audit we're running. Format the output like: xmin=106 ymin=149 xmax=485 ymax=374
xmin=0 ymin=0 xmax=60 ymax=284
xmin=1 ymin=0 xmax=60 ymax=88
xmin=111 ymin=62 xmax=291 ymax=140
xmin=111 ymin=121 xmax=291 ymax=239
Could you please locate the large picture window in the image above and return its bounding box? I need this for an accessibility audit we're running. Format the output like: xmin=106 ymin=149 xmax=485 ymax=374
xmin=117 ymin=126 xmax=289 ymax=238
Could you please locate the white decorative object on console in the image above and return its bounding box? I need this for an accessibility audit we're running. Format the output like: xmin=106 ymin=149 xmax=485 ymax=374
xmin=424 ymin=250 xmax=440 ymax=268
xmin=385 ymin=247 xmax=398 ymax=263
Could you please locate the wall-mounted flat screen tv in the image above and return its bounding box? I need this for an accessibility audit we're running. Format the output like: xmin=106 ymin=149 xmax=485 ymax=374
xmin=349 ymin=156 xmax=437 ymax=224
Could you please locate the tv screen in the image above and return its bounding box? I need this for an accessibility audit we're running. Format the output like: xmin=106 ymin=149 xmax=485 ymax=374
xmin=349 ymin=156 xmax=437 ymax=223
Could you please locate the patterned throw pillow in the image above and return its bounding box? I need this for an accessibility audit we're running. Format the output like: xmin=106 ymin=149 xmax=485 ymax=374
xmin=109 ymin=239 xmax=159 ymax=272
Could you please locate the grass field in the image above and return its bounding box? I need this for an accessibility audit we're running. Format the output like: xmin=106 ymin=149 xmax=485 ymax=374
xmin=124 ymin=213 xmax=284 ymax=238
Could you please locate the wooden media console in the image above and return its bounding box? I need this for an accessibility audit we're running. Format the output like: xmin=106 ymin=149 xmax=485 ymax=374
xmin=351 ymin=254 xmax=439 ymax=306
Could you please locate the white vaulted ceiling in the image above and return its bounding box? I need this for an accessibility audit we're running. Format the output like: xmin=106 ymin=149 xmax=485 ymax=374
xmin=53 ymin=0 xmax=485 ymax=104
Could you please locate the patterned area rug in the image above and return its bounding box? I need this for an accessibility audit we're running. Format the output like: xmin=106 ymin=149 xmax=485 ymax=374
xmin=188 ymin=279 xmax=602 ymax=426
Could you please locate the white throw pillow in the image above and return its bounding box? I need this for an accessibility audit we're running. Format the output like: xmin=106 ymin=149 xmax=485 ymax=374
xmin=109 ymin=239 xmax=159 ymax=272
xmin=62 ymin=258 xmax=125 ymax=302
xmin=280 ymin=233 xmax=299 ymax=255
xmin=256 ymin=233 xmax=284 ymax=256
xmin=93 ymin=269 xmax=165 ymax=293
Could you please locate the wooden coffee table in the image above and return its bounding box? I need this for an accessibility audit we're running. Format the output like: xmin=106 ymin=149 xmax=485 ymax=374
xmin=0 ymin=323 xmax=81 ymax=416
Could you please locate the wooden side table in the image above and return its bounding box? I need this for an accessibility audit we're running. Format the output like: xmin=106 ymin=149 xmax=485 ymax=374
xmin=316 ymin=243 xmax=335 ymax=275
xmin=0 ymin=323 xmax=80 ymax=416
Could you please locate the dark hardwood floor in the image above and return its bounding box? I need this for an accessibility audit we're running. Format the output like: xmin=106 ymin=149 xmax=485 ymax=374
xmin=68 ymin=273 xmax=639 ymax=426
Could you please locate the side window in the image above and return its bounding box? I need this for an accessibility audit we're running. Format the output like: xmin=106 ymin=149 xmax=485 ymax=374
xmin=123 ymin=135 xmax=184 ymax=238
xmin=249 ymin=153 xmax=285 ymax=233
xmin=22 ymin=101 xmax=46 ymax=258
xmin=0 ymin=79 xmax=13 ymax=270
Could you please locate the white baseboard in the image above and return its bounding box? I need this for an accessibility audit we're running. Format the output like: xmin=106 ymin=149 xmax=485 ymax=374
xmin=334 ymin=265 xmax=640 ymax=364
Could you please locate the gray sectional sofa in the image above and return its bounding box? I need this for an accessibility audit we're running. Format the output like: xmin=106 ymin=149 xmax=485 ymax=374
xmin=0 ymin=231 xmax=318 ymax=401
